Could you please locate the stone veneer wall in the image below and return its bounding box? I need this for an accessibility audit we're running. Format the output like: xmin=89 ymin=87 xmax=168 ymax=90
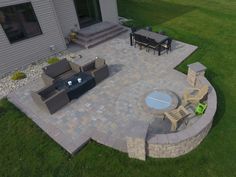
xmin=126 ymin=121 xmax=149 ymax=160
xmin=146 ymin=77 xmax=217 ymax=158
xmin=147 ymin=122 xmax=212 ymax=158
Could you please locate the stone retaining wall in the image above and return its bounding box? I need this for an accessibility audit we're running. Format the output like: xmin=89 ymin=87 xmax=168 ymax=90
xmin=147 ymin=121 xmax=212 ymax=158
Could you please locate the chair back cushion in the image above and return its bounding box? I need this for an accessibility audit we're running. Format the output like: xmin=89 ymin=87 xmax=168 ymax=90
xmin=43 ymin=59 xmax=71 ymax=78
xmin=82 ymin=61 xmax=95 ymax=72
xmin=95 ymin=58 xmax=105 ymax=68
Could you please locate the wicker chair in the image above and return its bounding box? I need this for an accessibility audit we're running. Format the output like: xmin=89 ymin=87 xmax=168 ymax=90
xmin=81 ymin=58 xmax=109 ymax=84
xmin=164 ymin=105 xmax=190 ymax=131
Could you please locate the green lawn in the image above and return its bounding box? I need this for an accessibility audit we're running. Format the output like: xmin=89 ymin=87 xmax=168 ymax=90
xmin=1 ymin=0 xmax=236 ymax=176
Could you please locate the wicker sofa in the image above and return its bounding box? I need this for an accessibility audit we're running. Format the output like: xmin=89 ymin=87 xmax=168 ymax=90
xmin=31 ymin=83 xmax=69 ymax=114
xmin=81 ymin=58 xmax=109 ymax=84
xmin=42 ymin=58 xmax=81 ymax=86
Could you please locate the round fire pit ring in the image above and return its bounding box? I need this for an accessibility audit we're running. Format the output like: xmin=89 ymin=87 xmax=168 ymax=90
xmin=143 ymin=89 xmax=179 ymax=116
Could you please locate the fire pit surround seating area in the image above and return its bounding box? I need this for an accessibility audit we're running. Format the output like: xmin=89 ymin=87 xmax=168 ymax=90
xmin=31 ymin=58 xmax=109 ymax=114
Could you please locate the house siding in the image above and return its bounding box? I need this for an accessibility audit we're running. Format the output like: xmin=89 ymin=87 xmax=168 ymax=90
xmin=52 ymin=0 xmax=80 ymax=37
xmin=0 ymin=0 xmax=119 ymax=78
xmin=99 ymin=0 xmax=118 ymax=23
xmin=0 ymin=0 xmax=67 ymax=78
xmin=53 ymin=0 xmax=119 ymax=38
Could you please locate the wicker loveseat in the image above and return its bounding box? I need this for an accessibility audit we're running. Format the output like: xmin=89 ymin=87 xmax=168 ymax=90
xmin=31 ymin=83 xmax=69 ymax=114
xmin=42 ymin=58 xmax=81 ymax=86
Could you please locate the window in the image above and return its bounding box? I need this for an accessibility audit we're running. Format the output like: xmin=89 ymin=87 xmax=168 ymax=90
xmin=0 ymin=2 xmax=42 ymax=43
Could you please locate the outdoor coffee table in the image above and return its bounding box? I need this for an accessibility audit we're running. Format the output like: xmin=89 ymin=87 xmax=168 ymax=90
xmin=56 ymin=72 xmax=96 ymax=100
xmin=144 ymin=89 xmax=179 ymax=116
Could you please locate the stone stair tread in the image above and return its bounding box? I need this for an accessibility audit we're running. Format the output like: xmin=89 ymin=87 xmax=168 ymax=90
xmin=86 ymin=28 xmax=128 ymax=48
xmin=74 ymin=22 xmax=128 ymax=48
xmin=77 ymin=21 xmax=118 ymax=37
xmin=77 ymin=26 xmax=124 ymax=43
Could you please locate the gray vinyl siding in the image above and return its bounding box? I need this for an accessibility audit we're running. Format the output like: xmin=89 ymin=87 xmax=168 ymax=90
xmin=0 ymin=0 xmax=67 ymax=78
xmin=0 ymin=0 xmax=119 ymax=78
xmin=53 ymin=0 xmax=80 ymax=37
xmin=99 ymin=0 xmax=118 ymax=23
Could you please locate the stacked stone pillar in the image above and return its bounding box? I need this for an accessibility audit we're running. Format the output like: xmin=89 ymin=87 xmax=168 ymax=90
xmin=187 ymin=62 xmax=206 ymax=87
xmin=126 ymin=121 xmax=149 ymax=161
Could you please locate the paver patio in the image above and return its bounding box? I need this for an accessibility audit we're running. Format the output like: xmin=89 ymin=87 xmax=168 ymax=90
xmin=8 ymin=32 xmax=199 ymax=155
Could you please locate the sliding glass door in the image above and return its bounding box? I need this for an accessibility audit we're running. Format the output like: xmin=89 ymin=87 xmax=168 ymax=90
xmin=74 ymin=0 xmax=102 ymax=28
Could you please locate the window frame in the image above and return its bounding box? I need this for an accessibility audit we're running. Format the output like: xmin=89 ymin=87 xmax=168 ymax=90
xmin=0 ymin=2 xmax=43 ymax=44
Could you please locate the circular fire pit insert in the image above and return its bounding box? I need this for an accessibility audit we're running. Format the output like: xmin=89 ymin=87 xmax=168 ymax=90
xmin=144 ymin=89 xmax=179 ymax=116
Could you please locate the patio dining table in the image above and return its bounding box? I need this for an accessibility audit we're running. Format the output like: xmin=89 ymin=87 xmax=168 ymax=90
xmin=135 ymin=29 xmax=169 ymax=43
xmin=131 ymin=29 xmax=169 ymax=55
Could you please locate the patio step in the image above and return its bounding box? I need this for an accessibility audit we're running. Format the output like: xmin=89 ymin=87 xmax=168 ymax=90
xmin=74 ymin=22 xmax=128 ymax=48
xmin=77 ymin=21 xmax=118 ymax=37
xmin=77 ymin=25 xmax=125 ymax=43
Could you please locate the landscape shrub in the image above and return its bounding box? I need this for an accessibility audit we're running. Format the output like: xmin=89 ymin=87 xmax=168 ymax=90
xmin=11 ymin=71 xmax=26 ymax=81
xmin=47 ymin=57 xmax=60 ymax=65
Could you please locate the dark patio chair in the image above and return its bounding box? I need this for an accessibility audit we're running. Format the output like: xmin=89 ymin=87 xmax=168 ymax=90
xmin=158 ymin=31 xmax=166 ymax=35
xmin=134 ymin=34 xmax=149 ymax=49
xmin=161 ymin=38 xmax=172 ymax=53
xmin=146 ymin=38 xmax=160 ymax=55
xmin=81 ymin=58 xmax=109 ymax=84
xmin=146 ymin=26 xmax=152 ymax=31
xmin=130 ymin=27 xmax=138 ymax=46
xmin=131 ymin=27 xmax=137 ymax=33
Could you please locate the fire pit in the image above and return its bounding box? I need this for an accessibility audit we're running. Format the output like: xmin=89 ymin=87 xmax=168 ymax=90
xmin=144 ymin=89 xmax=179 ymax=116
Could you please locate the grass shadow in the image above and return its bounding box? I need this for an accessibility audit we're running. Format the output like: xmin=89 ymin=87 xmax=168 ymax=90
xmin=0 ymin=107 xmax=5 ymax=118
xmin=206 ymin=70 xmax=226 ymax=129
xmin=118 ymin=0 xmax=196 ymax=27
xmin=0 ymin=99 xmax=7 ymax=118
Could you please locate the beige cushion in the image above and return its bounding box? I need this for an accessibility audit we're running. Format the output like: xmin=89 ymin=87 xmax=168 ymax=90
xmin=95 ymin=58 xmax=105 ymax=68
